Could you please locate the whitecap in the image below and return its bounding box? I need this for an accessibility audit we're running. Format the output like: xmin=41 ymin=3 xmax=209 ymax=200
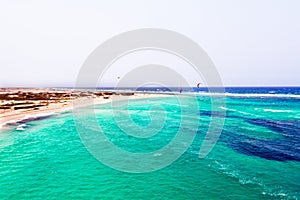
xmin=219 ymin=106 xmax=260 ymax=117
xmin=16 ymin=124 xmax=28 ymax=131
xmin=263 ymin=109 xmax=293 ymax=113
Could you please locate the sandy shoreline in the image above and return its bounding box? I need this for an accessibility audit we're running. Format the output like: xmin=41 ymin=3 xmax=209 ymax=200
xmin=0 ymin=88 xmax=169 ymax=130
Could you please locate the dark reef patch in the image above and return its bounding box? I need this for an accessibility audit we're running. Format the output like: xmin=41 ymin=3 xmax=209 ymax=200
xmin=221 ymin=131 xmax=300 ymax=162
xmin=200 ymin=109 xmax=300 ymax=161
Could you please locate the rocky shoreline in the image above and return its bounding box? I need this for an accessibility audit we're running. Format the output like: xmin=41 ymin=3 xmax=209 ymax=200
xmin=0 ymin=89 xmax=135 ymax=112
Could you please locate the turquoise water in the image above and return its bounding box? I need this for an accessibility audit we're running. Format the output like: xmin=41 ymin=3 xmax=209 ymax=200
xmin=1 ymin=94 xmax=300 ymax=199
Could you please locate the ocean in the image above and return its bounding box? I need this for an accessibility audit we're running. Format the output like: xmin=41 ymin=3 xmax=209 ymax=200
xmin=0 ymin=87 xmax=299 ymax=199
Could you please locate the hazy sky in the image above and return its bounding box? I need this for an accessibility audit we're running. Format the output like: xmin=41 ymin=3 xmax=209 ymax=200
xmin=0 ymin=0 xmax=299 ymax=87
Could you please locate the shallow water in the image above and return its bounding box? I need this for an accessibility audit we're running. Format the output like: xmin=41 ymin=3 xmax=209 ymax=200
xmin=1 ymin=89 xmax=300 ymax=199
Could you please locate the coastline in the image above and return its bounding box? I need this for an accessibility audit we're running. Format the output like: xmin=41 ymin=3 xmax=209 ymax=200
xmin=0 ymin=88 xmax=170 ymax=130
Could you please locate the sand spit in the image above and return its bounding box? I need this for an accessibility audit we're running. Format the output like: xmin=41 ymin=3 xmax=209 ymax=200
xmin=0 ymin=88 xmax=169 ymax=130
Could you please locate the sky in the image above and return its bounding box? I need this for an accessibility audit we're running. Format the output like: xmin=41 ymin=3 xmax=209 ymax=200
xmin=0 ymin=0 xmax=299 ymax=87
